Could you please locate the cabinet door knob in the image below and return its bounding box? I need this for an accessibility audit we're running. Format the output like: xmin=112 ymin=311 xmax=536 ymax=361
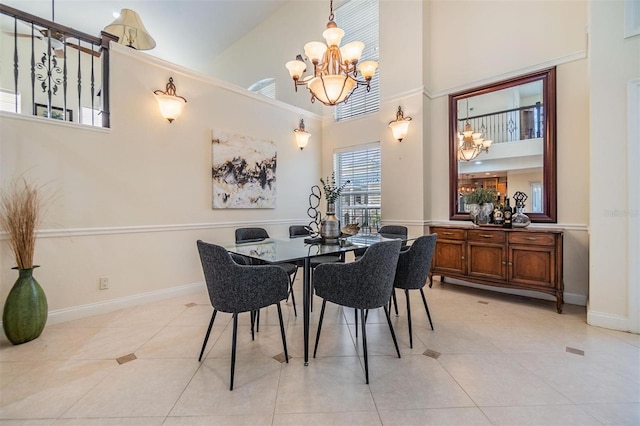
xmin=461 ymin=256 xmax=465 ymax=260
xmin=508 ymin=262 xmax=513 ymax=266
xmin=502 ymin=261 xmax=507 ymax=265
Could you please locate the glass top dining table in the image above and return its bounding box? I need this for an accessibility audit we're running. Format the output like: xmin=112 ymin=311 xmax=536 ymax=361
xmin=220 ymin=232 xmax=413 ymax=365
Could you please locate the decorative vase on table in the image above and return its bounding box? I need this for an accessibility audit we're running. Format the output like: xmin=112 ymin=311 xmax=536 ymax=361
xmin=467 ymin=204 xmax=480 ymax=224
xmin=477 ymin=203 xmax=494 ymax=225
xmin=511 ymin=191 xmax=531 ymax=228
xmin=320 ymin=203 xmax=341 ymax=244
xmin=512 ymin=205 xmax=531 ymax=228
xmin=3 ymin=266 xmax=48 ymax=345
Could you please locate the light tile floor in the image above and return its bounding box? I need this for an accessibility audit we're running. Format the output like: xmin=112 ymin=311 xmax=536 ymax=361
xmin=1 ymin=277 xmax=639 ymax=425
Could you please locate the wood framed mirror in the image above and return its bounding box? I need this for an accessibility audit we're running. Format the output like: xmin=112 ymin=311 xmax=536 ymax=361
xmin=449 ymin=68 xmax=557 ymax=223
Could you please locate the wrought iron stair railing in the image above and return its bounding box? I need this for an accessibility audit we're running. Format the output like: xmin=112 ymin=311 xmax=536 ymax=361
xmin=458 ymin=102 xmax=544 ymax=145
xmin=0 ymin=4 xmax=117 ymax=127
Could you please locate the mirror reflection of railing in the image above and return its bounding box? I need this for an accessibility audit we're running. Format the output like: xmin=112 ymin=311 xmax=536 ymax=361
xmin=0 ymin=4 xmax=116 ymax=128
xmin=458 ymin=103 xmax=544 ymax=145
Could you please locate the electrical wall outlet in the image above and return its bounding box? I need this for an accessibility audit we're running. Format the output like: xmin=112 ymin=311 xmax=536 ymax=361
xmin=99 ymin=277 xmax=109 ymax=290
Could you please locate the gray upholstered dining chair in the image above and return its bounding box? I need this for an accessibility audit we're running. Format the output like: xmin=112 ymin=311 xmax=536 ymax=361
xmin=312 ymin=239 xmax=402 ymax=384
xmin=353 ymin=225 xmax=408 ymax=259
xmin=392 ymin=234 xmax=438 ymax=348
xmin=353 ymin=225 xmax=409 ymax=314
xmin=235 ymin=227 xmax=300 ymax=316
xmin=196 ymin=240 xmax=289 ymax=391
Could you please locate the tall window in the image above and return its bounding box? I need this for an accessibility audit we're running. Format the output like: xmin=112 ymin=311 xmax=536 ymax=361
xmin=335 ymin=144 xmax=381 ymax=230
xmin=335 ymin=0 xmax=379 ymax=121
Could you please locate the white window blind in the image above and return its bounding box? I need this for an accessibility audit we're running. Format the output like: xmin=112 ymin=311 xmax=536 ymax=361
xmin=0 ymin=89 xmax=21 ymax=113
xmin=248 ymin=78 xmax=276 ymax=99
xmin=81 ymin=106 xmax=102 ymax=127
xmin=335 ymin=0 xmax=380 ymax=121
xmin=335 ymin=145 xmax=381 ymax=229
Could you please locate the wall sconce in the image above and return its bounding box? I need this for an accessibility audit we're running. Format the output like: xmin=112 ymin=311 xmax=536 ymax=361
xmin=388 ymin=105 xmax=412 ymax=142
xmin=154 ymin=77 xmax=187 ymax=123
xmin=293 ymin=119 xmax=311 ymax=150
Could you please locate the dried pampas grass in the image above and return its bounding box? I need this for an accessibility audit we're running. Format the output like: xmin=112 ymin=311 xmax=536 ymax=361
xmin=0 ymin=178 xmax=48 ymax=269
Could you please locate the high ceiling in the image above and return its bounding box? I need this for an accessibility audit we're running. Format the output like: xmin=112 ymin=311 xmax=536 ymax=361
xmin=1 ymin=0 xmax=288 ymax=74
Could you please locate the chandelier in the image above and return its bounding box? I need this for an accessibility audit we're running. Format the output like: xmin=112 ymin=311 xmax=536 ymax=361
xmin=285 ymin=0 xmax=378 ymax=106
xmin=458 ymin=100 xmax=492 ymax=161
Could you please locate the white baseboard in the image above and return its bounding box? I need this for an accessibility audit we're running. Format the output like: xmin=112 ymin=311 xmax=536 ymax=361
xmin=44 ymin=282 xmax=204 ymax=326
xmin=436 ymin=277 xmax=587 ymax=306
xmin=587 ymin=310 xmax=635 ymax=333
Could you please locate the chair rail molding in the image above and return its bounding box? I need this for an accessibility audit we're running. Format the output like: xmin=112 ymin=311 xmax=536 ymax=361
xmin=0 ymin=219 xmax=313 ymax=240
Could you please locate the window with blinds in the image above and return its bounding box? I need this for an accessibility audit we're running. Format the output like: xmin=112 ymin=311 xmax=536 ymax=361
xmin=335 ymin=144 xmax=381 ymax=230
xmin=0 ymin=89 xmax=21 ymax=113
xmin=335 ymin=0 xmax=380 ymax=121
xmin=248 ymin=78 xmax=276 ymax=99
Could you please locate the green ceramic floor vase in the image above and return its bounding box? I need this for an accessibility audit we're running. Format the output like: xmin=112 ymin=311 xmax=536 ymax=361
xmin=3 ymin=267 xmax=48 ymax=345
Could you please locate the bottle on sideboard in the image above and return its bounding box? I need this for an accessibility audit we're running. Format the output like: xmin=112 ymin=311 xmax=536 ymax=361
xmin=503 ymin=197 xmax=512 ymax=228
xmin=493 ymin=195 xmax=504 ymax=225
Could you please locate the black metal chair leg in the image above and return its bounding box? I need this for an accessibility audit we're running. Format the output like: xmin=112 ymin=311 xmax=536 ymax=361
xmin=384 ymin=305 xmax=401 ymax=359
xmin=392 ymin=290 xmax=399 ymax=316
xmin=198 ymin=309 xmax=218 ymax=362
xmin=355 ymin=308 xmax=358 ymax=338
xmin=313 ymin=299 xmax=327 ymax=358
xmin=250 ymin=310 xmax=255 ymax=340
xmin=310 ymin=271 xmax=314 ymax=312
xmin=230 ymin=313 xmax=238 ymax=391
xmin=256 ymin=310 xmax=260 ymax=333
xmin=405 ymin=289 xmax=413 ymax=348
xmin=289 ymin=279 xmax=297 ymax=317
xmin=420 ymin=288 xmax=434 ymax=330
xmin=360 ymin=309 xmax=369 ymax=384
xmin=276 ymin=302 xmax=289 ymax=363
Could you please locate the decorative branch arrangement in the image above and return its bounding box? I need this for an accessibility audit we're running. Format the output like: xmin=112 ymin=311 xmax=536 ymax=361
xmin=320 ymin=172 xmax=350 ymax=204
xmin=0 ymin=178 xmax=48 ymax=269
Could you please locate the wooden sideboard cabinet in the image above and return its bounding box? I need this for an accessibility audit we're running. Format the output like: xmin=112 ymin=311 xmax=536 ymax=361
xmin=429 ymin=225 xmax=564 ymax=313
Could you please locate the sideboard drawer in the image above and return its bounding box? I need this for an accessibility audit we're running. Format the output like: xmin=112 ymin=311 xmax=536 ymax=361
xmin=508 ymin=232 xmax=556 ymax=246
xmin=468 ymin=229 xmax=506 ymax=243
xmin=432 ymin=227 xmax=466 ymax=240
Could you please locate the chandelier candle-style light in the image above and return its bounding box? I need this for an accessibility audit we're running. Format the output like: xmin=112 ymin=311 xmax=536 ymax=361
xmin=388 ymin=106 xmax=412 ymax=142
xmin=458 ymin=100 xmax=492 ymax=161
xmin=285 ymin=0 xmax=378 ymax=106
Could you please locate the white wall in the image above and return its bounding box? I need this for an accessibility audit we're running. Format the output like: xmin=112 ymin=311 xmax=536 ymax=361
xmin=209 ymin=0 xmax=326 ymax=116
xmin=212 ymin=0 xmax=591 ymax=305
xmin=0 ymin=44 xmax=322 ymax=322
xmin=588 ymin=0 xmax=640 ymax=332
xmin=3 ymin=0 xmax=619 ymax=326
xmin=427 ymin=0 xmax=590 ymax=305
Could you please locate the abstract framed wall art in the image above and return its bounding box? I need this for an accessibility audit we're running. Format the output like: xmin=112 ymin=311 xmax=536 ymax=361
xmin=211 ymin=130 xmax=277 ymax=209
